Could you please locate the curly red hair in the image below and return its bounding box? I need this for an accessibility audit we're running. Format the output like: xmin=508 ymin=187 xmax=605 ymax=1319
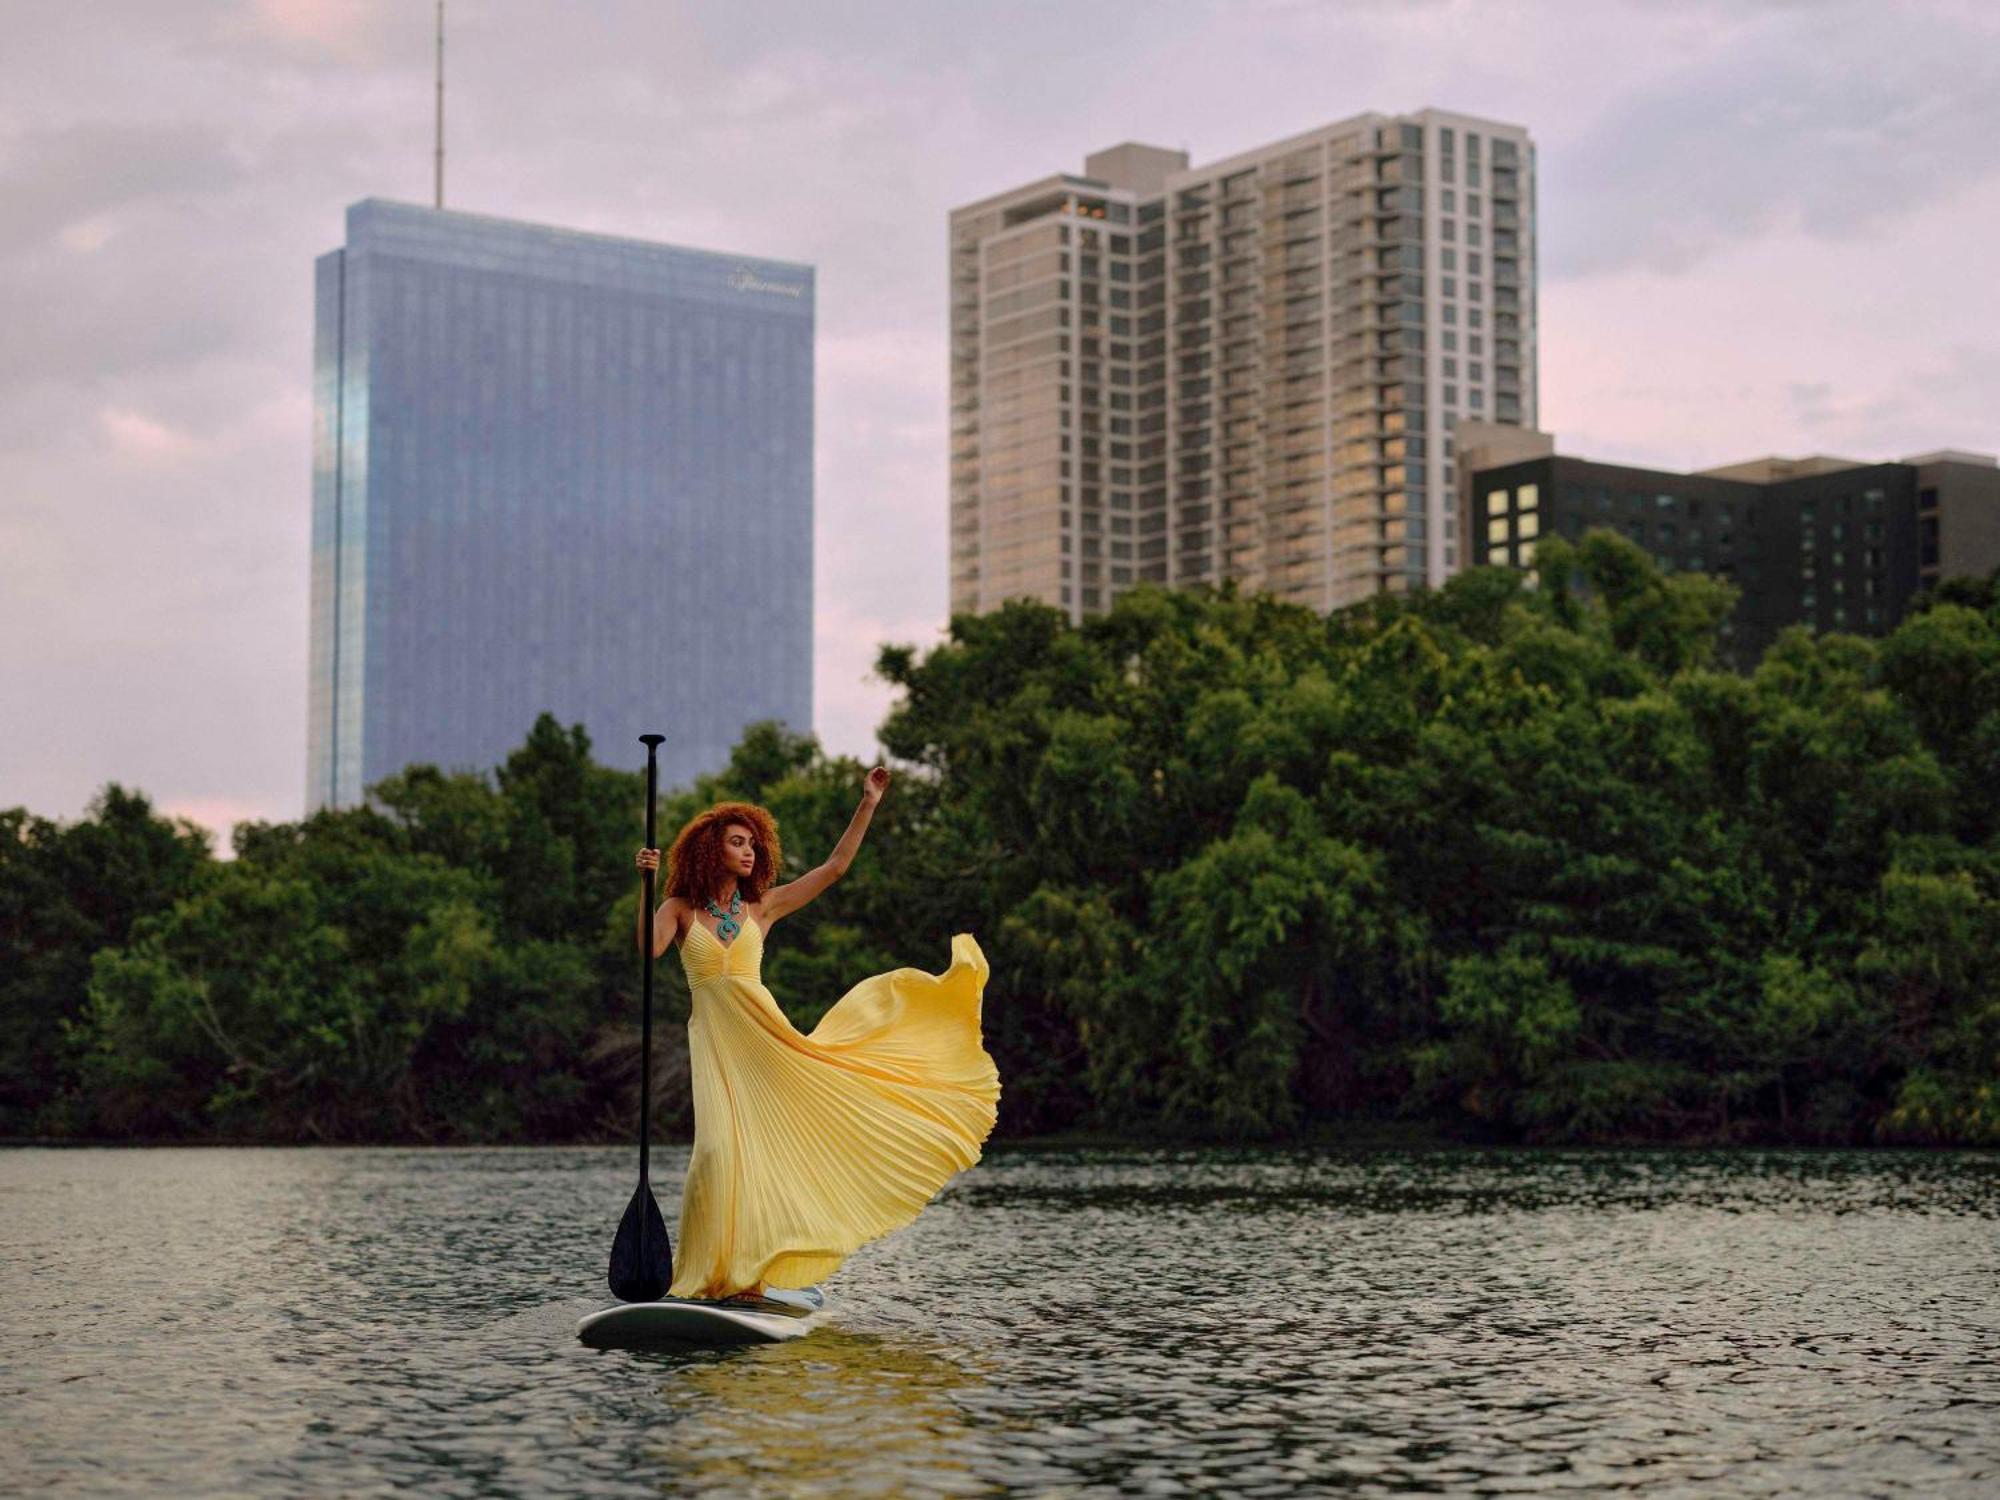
xmin=665 ymin=801 xmax=783 ymax=908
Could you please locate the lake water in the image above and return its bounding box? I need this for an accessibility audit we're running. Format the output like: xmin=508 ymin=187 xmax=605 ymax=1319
xmin=2 ymin=1146 xmax=1995 ymax=1497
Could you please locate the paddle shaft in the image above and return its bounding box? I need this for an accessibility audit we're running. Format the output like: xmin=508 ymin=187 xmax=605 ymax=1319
xmin=604 ymin=732 xmax=674 ymax=1302
xmin=639 ymin=733 xmax=664 ymax=1183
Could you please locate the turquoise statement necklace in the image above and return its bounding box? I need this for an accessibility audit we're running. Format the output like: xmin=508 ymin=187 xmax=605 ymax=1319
xmin=705 ymin=887 xmax=744 ymax=942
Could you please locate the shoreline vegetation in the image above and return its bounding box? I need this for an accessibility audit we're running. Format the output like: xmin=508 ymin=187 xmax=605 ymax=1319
xmin=6 ymin=1129 xmax=1994 ymax=1154
xmin=6 ymin=539 xmax=1998 ymax=1148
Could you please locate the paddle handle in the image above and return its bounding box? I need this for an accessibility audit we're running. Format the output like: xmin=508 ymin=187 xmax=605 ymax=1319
xmin=638 ymin=734 xmax=664 ymax=1181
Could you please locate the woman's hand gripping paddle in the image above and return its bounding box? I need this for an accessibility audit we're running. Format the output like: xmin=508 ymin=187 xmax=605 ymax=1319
xmin=608 ymin=733 xmax=673 ymax=1302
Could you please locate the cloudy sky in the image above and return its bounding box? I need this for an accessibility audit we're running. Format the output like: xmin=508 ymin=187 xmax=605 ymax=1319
xmin=5 ymin=0 xmax=1998 ymax=842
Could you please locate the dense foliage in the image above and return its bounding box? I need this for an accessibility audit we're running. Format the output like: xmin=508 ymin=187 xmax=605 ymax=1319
xmin=6 ymin=539 xmax=1996 ymax=1144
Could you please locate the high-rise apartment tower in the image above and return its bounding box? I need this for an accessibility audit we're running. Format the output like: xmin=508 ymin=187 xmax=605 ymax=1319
xmin=309 ymin=200 xmax=814 ymax=807
xmin=949 ymin=110 xmax=1536 ymax=619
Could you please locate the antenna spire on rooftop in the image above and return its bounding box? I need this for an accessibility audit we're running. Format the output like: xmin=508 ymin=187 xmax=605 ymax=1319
xmin=433 ymin=0 xmax=445 ymax=209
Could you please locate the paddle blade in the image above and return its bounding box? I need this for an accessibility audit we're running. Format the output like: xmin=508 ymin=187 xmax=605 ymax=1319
xmin=608 ymin=1181 xmax=673 ymax=1303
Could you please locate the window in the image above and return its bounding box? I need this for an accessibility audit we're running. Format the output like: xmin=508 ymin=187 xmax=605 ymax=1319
xmin=1656 ymin=493 xmax=1676 ymax=508
xmin=1487 ymin=516 xmax=1508 ymax=544
xmin=1444 ymin=384 xmax=1458 ymax=404
xmin=1442 ymin=189 xmax=1457 ymax=212
xmin=1486 ymin=489 xmax=1508 ymax=516
xmin=1443 ymin=357 xmax=1459 ymax=378
xmin=1442 ymin=248 xmax=1458 ymax=271
xmin=1518 ymin=482 xmax=1539 ymax=510
xmin=1518 ymin=510 xmax=1539 ymax=539
xmin=1443 ymin=330 xmax=1458 ymax=351
xmin=1469 ymin=389 xmax=1484 ymax=409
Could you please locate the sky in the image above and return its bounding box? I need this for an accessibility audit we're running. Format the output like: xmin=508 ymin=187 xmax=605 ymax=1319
xmin=4 ymin=0 xmax=1998 ymax=845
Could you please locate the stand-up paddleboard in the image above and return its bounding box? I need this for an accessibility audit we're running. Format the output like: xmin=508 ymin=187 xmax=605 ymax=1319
xmin=577 ymin=1286 xmax=828 ymax=1348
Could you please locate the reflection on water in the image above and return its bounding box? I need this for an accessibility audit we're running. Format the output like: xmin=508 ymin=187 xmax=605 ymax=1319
xmin=652 ymin=1332 xmax=989 ymax=1496
xmin=1 ymin=1145 xmax=1995 ymax=1498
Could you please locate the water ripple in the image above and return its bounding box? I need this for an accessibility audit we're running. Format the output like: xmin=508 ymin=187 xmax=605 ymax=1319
xmin=1 ymin=1146 xmax=1994 ymax=1497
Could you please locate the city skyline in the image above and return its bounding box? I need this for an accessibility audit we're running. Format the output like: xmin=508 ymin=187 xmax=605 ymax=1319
xmin=4 ymin=1 xmax=1999 ymax=843
xmin=309 ymin=199 xmax=814 ymax=807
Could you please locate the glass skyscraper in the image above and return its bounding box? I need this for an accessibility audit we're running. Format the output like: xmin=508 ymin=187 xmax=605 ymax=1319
xmin=308 ymin=200 xmax=814 ymax=808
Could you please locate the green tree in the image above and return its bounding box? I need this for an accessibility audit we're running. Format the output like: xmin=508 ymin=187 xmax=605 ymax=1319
xmin=0 ymin=787 xmax=210 ymax=1133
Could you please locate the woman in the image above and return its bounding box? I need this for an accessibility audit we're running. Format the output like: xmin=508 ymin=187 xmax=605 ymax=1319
xmin=634 ymin=766 xmax=1000 ymax=1302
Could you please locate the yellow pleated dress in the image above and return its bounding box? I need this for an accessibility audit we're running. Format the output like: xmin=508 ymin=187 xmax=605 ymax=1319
xmin=668 ymin=915 xmax=1001 ymax=1300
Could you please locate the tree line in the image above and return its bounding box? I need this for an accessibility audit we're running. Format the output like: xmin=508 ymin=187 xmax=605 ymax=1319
xmin=5 ymin=535 xmax=1996 ymax=1145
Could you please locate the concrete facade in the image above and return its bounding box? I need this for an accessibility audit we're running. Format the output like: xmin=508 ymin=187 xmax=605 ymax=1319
xmin=950 ymin=110 xmax=1538 ymax=622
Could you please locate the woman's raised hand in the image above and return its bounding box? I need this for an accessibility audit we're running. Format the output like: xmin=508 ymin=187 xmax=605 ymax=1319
xmin=635 ymin=846 xmax=661 ymax=875
xmin=862 ymin=766 xmax=890 ymax=804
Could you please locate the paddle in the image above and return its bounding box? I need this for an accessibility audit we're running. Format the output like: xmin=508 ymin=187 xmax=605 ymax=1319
xmin=608 ymin=732 xmax=673 ymax=1303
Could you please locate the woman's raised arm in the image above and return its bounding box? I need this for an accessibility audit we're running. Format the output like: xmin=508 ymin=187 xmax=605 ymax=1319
xmin=759 ymin=767 xmax=889 ymax=927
